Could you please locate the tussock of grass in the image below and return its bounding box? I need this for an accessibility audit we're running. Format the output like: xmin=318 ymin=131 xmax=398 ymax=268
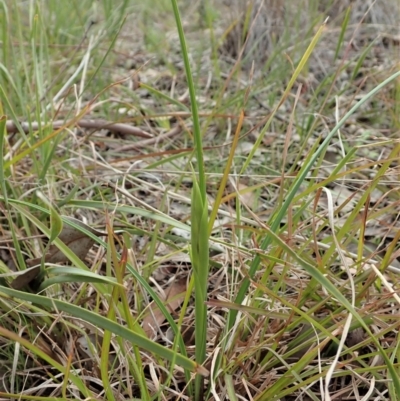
xmin=0 ymin=0 xmax=399 ymax=400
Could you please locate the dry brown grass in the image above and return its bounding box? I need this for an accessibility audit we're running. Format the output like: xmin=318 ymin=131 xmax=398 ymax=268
xmin=0 ymin=0 xmax=399 ymax=399
xmin=220 ymin=0 xmax=399 ymax=70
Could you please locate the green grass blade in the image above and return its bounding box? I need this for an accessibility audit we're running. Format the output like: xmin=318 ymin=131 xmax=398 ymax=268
xmin=254 ymin=223 xmax=400 ymax=396
xmin=0 ymin=325 xmax=93 ymax=398
xmin=0 ymin=115 xmax=7 ymax=207
xmin=245 ymin=68 xmax=400 ymax=272
xmin=227 ymin=67 xmax=400 ymax=343
xmin=334 ymin=6 xmax=350 ymax=61
xmin=63 ymin=199 xmax=190 ymax=233
xmin=240 ymin=20 xmax=326 ymax=174
xmin=170 ymin=0 xmax=205 ymax=198
xmin=36 ymin=191 xmax=63 ymax=245
xmin=0 ymin=285 xmax=209 ymax=376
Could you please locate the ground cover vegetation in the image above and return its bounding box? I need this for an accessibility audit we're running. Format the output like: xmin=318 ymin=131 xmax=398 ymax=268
xmin=0 ymin=0 xmax=399 ymax=400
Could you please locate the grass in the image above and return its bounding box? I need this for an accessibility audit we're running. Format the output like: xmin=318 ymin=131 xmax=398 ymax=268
xmin=0 ymin=0 xmax=400 ymax=400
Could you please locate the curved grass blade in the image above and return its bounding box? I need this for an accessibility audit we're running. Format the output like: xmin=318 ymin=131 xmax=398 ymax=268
xmin=254 ymin=223 xmax=400 ymax=397
xmin=36 ymin=191 xmax=63 ymax=245
xmin=229 ymin=69 xmax=400 ymax=328
xmin=0 ymin=325 xmax=93 ymax=398
xmin=0 ymin=285 xmax=209 ymax=376
xmin=64 ymin=200 xmax=190 ymax=233
xmin=38 ymin=266 xmax=123 ymax=291
xmin=2 ymin=197 xmax=193 ymax=378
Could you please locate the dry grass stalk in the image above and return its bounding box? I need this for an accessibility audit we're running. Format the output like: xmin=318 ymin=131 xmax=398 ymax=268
xmin=221 ymin=0 xmax=399 ymax=68
xmin=221 ymin=0 xmax=285 ymax=66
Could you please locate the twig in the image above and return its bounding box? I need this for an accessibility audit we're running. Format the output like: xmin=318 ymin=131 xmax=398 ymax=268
xmin=5 ymin=119 xmax=153 ymax=138
xmin=112 ymin=125 xmax=182 ymax=152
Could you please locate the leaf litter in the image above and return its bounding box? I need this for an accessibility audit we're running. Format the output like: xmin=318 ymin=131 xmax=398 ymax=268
xmin=10 ymin=217 xmax=105 ymax=290
xmin=1 ymin=0 xmax=400 ymax=400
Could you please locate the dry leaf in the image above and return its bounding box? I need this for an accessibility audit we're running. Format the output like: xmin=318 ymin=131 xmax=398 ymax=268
xmin=237 ymin=183 xmax=257 ymax=209
xmin=166 ymin=324 xmax=195 ymax=346
xmin=142 ymin=278 xmax=186 ymax=339
xmin=77 ymin=333 xmax=118 ymax=368
xmin=27 ymin=216 xmax=104 ymax=266
xmin=11 ymin=217 xmax=104 ymax=290
xmin=346 ymin=328 xmax=365 ymax=348
xmin=10 ymin=266 xmax=41 ymax=290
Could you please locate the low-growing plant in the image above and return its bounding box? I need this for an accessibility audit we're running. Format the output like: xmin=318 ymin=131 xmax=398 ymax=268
xmin=0 ymin=0 xmax=399 ymax=400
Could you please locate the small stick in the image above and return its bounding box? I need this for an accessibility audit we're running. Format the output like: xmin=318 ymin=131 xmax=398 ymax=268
xmin=6 ymin=119 xmax=153 ymax=138
xmin=112 ymin=125 xmax=182 ymax=152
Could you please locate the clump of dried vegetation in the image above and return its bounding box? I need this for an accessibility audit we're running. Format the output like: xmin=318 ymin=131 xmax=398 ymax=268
xmin=0 ymin=0 xmax=399 ymax=400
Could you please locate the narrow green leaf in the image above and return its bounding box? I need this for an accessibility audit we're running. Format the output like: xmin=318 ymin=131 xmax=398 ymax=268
xmin=170 ymin=0 xmax=206 ymax=200
xmin=0 ymin=115 xmax=7 ymax=207
xmin=229 ymin=69 xmax=400 ymax=328
xmin=257 ymin=225 xmax=400 ymax=396
xmin=334 ymin=6 xmax=350 ymax=61
xmin=140 ymin=82 xmax=190 ymax=111
xmin=64 ymin=200 xmax=190 ymax=233
xmin=38 ymin=266 xmax=124 ymax=291
xmin=0 ymin=285 xmax=209 ymax=377
xmin=36 ymin=190 xmax=63 ymax=245
xmin=351 ymin=38 xmax=377 ymax=81
xmin=241 ymin=20 xmax=326 ymax=174
xmin=0 ymin=197 xmax=191 ymax=368
xmin=190 ymin=177 xmax=210 ymax=399
xmin=0 ymin=325 xmax=92 ymax=398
